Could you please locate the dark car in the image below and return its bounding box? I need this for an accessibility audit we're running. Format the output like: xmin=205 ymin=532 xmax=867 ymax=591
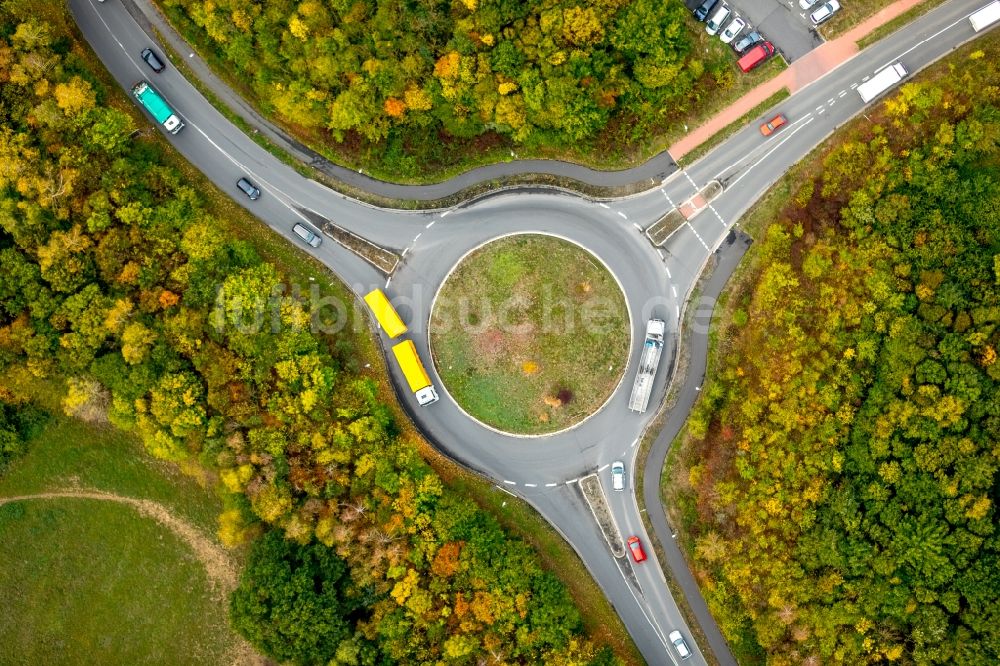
xmin=140 ymin=48 xmax=165 ymax=73
xmin=733 ymin=30 xmax=763 ymax=54
xmin=693 ymin=0 xmax=719 ymax=21
xmin=237 ymin=177 xmax=261 ymax=201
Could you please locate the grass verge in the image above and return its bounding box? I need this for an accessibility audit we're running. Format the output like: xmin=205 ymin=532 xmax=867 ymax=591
xmin=855 ymin=0 xmax=950 ymax=48
xmin=430 ymin=235 xmax=630 ymax=434
xmin=678 ymin=88 xmax=791 ymax=167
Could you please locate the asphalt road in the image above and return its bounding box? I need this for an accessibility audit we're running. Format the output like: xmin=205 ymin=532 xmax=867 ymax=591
xmin=70 ymin=0 xmax=998 ymax=663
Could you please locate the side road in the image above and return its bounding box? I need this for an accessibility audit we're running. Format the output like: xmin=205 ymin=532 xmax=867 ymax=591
xmin=118 ymin=0 xmax=924 ymax=200
xmin=118 ymin=0 xmax=677 ymax=200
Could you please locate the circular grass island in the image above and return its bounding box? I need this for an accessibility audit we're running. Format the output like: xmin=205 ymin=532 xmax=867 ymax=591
xmin=429 ymin=234 xmax=630 ymax=435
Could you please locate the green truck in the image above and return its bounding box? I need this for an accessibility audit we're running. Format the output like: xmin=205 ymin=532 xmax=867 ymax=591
xmin=131 ymin=80 xmax=184 ymax=134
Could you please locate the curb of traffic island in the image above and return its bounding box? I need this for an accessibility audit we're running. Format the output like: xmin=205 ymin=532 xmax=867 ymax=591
xmin=644 ymin=180 xmax=723 ymax=247
xmin=579 ymin=474 xmax=627 ymax=559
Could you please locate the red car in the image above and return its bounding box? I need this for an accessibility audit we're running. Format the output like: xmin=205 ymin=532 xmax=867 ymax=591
xmin=627 ymin=536 xmax=647 ymax=563
xmin=760 ymin=113 xmax=787 ymax=136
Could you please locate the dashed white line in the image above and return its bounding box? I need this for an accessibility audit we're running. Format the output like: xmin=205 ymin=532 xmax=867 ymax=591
xmin=818 ymin=108 xmax=826 ymax=114
xmin=503 ymin=480 xmax=516 ymax=485
xmin=545 ymin=482 xmax=558 ymax=487
xmin=441 ymin=210 xmax=451 ymax=217
xmin=665 ymin=264 xmax=673 ymax=279
xmin=566 ymin=478 xmax=579 ymax=485
xmin=850 ymin=82 xmax=859 ymax=89
xmin=632 ymin=222 xmax=642 ymax=231
xmin=630 ymin=438 xmax=639 ymax=448
xmin=816 ymin=106 xmax=824 ymax=112
xmin=675 ymin=304 xmax=680 ymax=320
xmin=686 ymin=222 xmax=710 ymax=250
xmin=413 ymin=232 xmax=422 ymax=242
xmin=385 ymin=276 xmax=392 ymax=288
xmin=827 ymin=98 xmax=835 ymax=105
xmin=838 ymin=90 xmax=847 ymax=98
xmin=599 ymin=203 xmax=610 ymax=209
xmin=658 ymin=249 xmax=666 ymax=260
xmin=598 ymin=463 xmax=610 ymax=472
xmin=524 ymin=483 xmax=538 ymax=488
xmin=401 ymin=247 xmax=409 ymax=257
xmin=708 ymin=203 xmax=727 ymax=227
xmin=425 ymin=220 xmax=435 ymax=229
xmin=671 ymin=285 xmax=677 ymax=298
xmin=618 ymin=211 xmax=628 ymax=219
xmin=683 ymin=171 xmax=699 ymax=191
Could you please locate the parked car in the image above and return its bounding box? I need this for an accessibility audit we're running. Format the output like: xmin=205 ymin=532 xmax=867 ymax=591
xmin=733 ymin=30 xmax=763 ymax=54
xmin=236 ymin=177 xmax=261 ymax=200
xmin=720 ymin=17 xmax=746 ymax=43
xmin=693 ymin=0 xmax=719 ymax=21
xmin=611 ymin=461 xmax=625 ymax=491
xmin=292 ymin=223 xmax=322 ymax=247
xmin=810 ymin=0 xmax=841 ymax=24
xmin=669 ymin=631 xmax=693 ymax=660
xmin=737 ymin=40 xmax=775 ymax=72
xmin=799 ymin=0 xmax=821 ymax=9
xmin=140 ymin=48 xmax=165 ymax=73
xmin=705 ymin=4 xmax=731 ymax=35
xmin=760 ymin=113 xmax=787 ymax=135
xmin=627 ymin=536 xmax=647 ymax=563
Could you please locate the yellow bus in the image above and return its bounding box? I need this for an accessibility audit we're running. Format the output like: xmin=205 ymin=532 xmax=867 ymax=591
xmin=392 ymin=340 xmax=439 ymax=406
xmin=363 ymin=288 xmax=407 ymax=339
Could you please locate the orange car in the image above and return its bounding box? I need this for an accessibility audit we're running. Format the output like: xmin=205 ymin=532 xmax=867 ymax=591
xmin=627 ymin=536 xmax=647 ymax=563
xmin=760 ymin=113 xmax=787 ymax=136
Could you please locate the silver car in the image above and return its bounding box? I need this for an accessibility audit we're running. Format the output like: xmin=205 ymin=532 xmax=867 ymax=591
xmin=810 ymin=0 xmax=840 ymax=24
xmin=292 ymin=223 xmax=322 ymax=248
xmin=705 ymin=4 xmax=731 ymax=35
xmin=669 ymin=630 xmax=692 ymax=660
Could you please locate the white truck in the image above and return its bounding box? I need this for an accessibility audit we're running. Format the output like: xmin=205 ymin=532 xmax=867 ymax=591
xmin=857 ymin=63 xmax=907 ymax=103
xmin=628 ymin=319 xmax=666 ymax=413
xmin=969 ymin=0 xmax=1000 ymax=31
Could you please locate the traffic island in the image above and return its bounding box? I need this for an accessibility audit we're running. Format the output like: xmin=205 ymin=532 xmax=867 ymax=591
xmin=429 ymin=234 xmax=630 ymax=435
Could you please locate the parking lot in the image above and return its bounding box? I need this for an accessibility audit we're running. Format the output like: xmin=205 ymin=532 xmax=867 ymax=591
xmin=687 ymin=0 xmax=826 ymax=62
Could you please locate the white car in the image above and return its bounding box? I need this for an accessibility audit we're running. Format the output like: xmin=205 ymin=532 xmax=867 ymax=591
xmin=669 ymin=630 xmax=692 ymax=660
xmin=720 ymin=17 xmax=746 ymax=43
xmin=611 ymin=461 xmax=625 ymax=491
xmin=705 ymin=4 xmax=731 ymax=35
xmin=810 ymin=0 xmax=840 ymax=24
xmin=799 ymin=0 xmax=820 ymax=9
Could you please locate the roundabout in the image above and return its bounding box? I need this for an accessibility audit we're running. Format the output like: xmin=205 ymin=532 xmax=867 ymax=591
xmin=429 ymin=234 xmax=631 ymax=436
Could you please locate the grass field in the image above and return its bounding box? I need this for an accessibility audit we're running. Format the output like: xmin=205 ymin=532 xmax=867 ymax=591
xmin=0 ymin=413 xmax=250 ymax=664
xmin=430 ymin=235 xmax=630 ymax=434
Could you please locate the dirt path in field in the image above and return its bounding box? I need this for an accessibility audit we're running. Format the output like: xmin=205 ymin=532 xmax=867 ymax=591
xmin=0 ymin=489 xmax=265 ymax=666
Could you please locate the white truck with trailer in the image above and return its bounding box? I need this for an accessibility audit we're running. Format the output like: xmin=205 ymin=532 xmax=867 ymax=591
xmin=969 ymin=0 xmax=1000 ymax=31
xmin=628 ymin=319 xmax=666 ymax=413
xmin=857 ymin=63 xmax=908 ymax=103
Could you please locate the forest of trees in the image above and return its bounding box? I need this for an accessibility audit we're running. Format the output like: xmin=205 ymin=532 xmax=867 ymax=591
xmin=0 ymin=5 xmax=617 ymax=663
xmin=161 ymin=0 xmax=728 ymax=172
xmin=673 ymin=43 xmax=1000 ymax=664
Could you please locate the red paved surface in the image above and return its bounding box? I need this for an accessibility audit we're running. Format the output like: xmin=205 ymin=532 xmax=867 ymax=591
xmin=668 ymin=0 xmax=928 ymax=161
xmin=680 ymin=194 xmax=708 ymax=218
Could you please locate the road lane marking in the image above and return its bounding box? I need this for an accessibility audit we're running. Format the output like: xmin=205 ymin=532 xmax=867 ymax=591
xmin=816 ymin=106 xmax=824 ymax=112
xmin=665 ymin=263 xmax=672 ymax=279
xmin=441 ymin=210 xmax=451 ymax=217
xmin=425 ymin=220 xmax=435 ymax=228
xmin=631 ymin=438 xmax=639 ymax=448
xmin=726 ymin=117 xmax=816 ymax=191
xmin=599 ymin=203 xmax=610 ymax=209
xmin=708 ymin=203 xmax=727 ymax=226
xmin=401 ymin=248 xmax=409 ymax=257
xmin=413 ymin=232 xmax=422 ymax=242
xmin=685 ymin=222 xmax=710 ymax=250
xmin=618 ymin=211 xmax=628 ymax=219
xmin=671 ymin=285 xmax=677 ymax=298
xmin=632 ymin=223 xmax=642 ymax=231
xmin=877 ymin=13 xmax=972 ymax=75
xmin=545 ymin=483 xmax=557 ymax=487
xmin=385 ymin=276 xmax=392 ymax=288
xmin=827 ymin=98 xmax=835 ymax=105
xmin=503 ymin=480 xmax=516 ymax=485
xmin=839 ymin=90 xmax=847 ymax=98
xmin=598 ymin=464 xmax=610 ymax=472
xmin=524 ymin=483 xmax=537 ymax=488
xmin=565 ymin=478 xmax=578 ymax=484
xmin=850 ymin=82 xmax=859 ymax=89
